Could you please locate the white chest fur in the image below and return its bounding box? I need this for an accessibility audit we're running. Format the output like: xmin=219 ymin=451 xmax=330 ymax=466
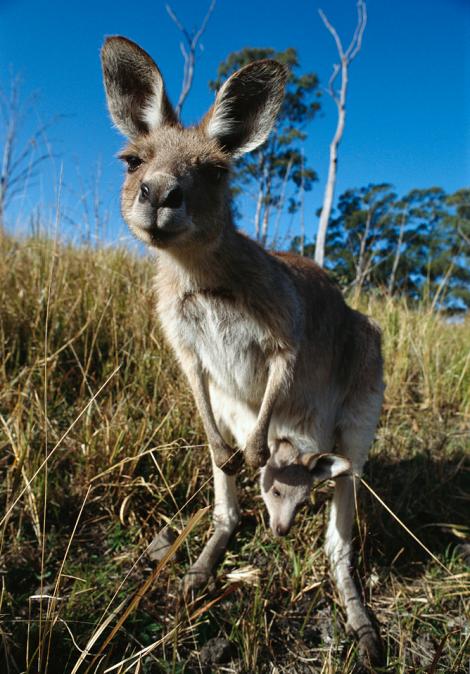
xmin=159 ymin=288 xmax=271 ymax=405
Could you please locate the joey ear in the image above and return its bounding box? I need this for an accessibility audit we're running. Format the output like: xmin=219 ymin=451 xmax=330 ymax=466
xmin=101 ymin=36 xmax=178 ymax=139
xmin=298 ymin=453 xmax=351 ymax=482
xmin=202 ymin=60 xmax=288 ymax=157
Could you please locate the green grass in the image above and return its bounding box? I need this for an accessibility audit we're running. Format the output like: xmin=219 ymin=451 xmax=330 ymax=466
xmin=0 ymin=233 xmax=469 ymax=673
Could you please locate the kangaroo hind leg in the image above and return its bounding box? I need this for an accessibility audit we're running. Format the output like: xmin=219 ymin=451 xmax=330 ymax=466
xmin=325 ymin=418 xmax=383 ymax=667
xmin=183 ymin=448 xmax=240 ymax=595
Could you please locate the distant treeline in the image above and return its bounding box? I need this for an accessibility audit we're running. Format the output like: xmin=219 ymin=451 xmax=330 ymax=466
xmin=291 ymin=185 xmax=470 ymax=312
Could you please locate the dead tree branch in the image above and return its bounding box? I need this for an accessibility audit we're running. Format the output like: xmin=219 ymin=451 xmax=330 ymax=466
xmin=315 ymin=0 xmax=367 ymax=267
xmin=166 ymin=0 xmax=216 ymax=118
xmin=0 ymin=76 xmax=56 ymax=232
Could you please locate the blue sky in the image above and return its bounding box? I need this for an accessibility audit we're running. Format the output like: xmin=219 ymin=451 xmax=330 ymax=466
xmin=1 ymin=0 xmax=469 ymax=245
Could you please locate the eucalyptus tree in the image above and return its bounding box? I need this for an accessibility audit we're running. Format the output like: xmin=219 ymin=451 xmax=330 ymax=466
xmin=315 ymin=0 xmax=367 ymax=267
xmin=323 ymin=183 xmax=395 ymax=290
xmin=293 ymin=183 xmax=470 ymax=310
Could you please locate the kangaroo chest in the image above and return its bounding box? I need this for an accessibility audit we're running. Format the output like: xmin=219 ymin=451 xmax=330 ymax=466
xmin=162 ymin=288 xmax=270 ymax=403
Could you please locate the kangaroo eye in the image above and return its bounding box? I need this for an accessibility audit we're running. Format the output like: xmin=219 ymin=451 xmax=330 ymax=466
xmin=198 ymin=163 xmax=227 ymax=183
xmin=123 ymin=155 xmax=143 ymax=173
xmin=272 ymin=488 xmax=281 ymax=498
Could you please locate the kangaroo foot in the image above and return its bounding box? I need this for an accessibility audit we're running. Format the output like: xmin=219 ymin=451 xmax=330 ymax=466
xmin=347 ymin=620 xmax=384 ymax=669
xmin=182 ymin=565 xmax=211 ymax=598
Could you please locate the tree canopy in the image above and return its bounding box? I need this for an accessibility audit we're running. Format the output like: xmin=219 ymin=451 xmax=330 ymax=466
xmin=293 ymin=184 xmax=470 ymax=311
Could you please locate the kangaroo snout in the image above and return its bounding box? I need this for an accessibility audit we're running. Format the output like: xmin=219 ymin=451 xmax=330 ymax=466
xmin=134 ymin=174 xmax=188 ymax=244
xmin=139 ymin=178 xmax=184 ymax=212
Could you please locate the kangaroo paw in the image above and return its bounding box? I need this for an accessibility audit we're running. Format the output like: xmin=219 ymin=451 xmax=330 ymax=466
xmin=244 ymin=437 xmax=269 ymax=468
xmin=213 ymin=446 xmax=243 ymax=475
xmin=182 ymin=566 xmax=211 ymax=598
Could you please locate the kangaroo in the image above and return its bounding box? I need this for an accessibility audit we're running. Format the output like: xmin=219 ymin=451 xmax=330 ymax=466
xmin=101 ymin=36 xmax=385 ymax=665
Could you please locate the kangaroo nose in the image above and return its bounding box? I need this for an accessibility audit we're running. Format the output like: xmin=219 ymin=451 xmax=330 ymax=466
xmin=276 ymin=523 xmax=289 ymax=537
xmin=139 ymin=181 xmax=183 ymax=209
xmin=160 ymin=185 xmax=183 ymax=209
xmin=140 ymin=182 xmax=150 ymax=201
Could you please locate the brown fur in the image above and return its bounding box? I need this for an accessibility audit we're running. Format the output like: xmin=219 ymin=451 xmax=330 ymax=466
xmin=101 ymin=37 xmax=385 ymax=666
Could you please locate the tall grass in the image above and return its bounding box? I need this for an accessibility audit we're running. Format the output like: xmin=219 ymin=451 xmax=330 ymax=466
xmin=1 ymin=232 xmax=468 ymax=673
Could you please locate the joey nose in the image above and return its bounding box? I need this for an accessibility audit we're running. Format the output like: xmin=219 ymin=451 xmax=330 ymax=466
xmin=161 ymin=185 xmax=183 ymax=209
xmin=276 ymin=524 xmax=289 ymax=537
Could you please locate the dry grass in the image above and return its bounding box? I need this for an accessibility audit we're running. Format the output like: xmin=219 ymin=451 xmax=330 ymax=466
xmin=0 ymin=233 xmax=469 ymax=673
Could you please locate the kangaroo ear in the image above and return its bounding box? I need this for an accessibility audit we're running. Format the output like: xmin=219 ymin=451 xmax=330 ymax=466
xmin=298 ymin=453 xmax=351 ymax=482
xmin=202 ymin=60 xmax=288 ymax=157
xmin=101 ymin=36 xmax=178 ymax=139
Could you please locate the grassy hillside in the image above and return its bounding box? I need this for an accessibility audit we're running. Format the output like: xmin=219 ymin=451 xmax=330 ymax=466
xmin=0 ymin=233 xmax=469 ymax=673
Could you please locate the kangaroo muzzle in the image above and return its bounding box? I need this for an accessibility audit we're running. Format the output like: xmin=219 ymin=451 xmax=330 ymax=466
xmin=136 ymin=174 xmax=188 ymax=242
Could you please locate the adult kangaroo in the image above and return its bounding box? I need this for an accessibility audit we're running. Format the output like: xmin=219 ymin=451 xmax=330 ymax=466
xmin=101 ymin=36 xmax=385 ymax=665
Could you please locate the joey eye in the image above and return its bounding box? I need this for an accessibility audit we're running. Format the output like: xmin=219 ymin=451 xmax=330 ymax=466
xmin=272 ymin=487 xmax=281 ymax=498
xmin=123 ymin=155 xmax=143 ymax=173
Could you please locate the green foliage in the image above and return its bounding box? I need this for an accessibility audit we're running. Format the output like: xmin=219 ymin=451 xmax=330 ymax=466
xmin=323 ymin=182 xmax=395 ymax=288
xmin=444 ymin=188 xmax=470 ymax=306
xmin=295 ymin=184 xmax=470 ymax=310
xmin=211 ymin=48 xmax=320 ymax=244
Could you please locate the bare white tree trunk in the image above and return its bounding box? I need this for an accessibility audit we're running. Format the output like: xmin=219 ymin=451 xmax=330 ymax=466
xmin=166 ymin=0 xmax=216 ymax=118
xmin=388 ymin=207 xmax=408 ymax=294
xmin=315 ymin=0 xmax=367 ymax=267
xmin=254 ymin=156 xmax=267 ymax=241
xmin=261 ymin=174 xmax=272 ymax=246
xmin=272 ymin=156 xmax=293 ymax=248
xmin=355 ymin=208 xmax=372 ymax=288
xmin=315 ymin=68 xmax=347 ymax=267
xmin=299 ymin=150 xmax=305 ymax=255
xmin=254 ymin=186 xmax=263 ymax=241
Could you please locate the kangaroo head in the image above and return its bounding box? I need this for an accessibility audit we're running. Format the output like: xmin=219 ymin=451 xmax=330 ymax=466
xmin=101 ymin=36 xmax=288 ymax=250
xmin=260 ymin=440 xmax=351 ymax=537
